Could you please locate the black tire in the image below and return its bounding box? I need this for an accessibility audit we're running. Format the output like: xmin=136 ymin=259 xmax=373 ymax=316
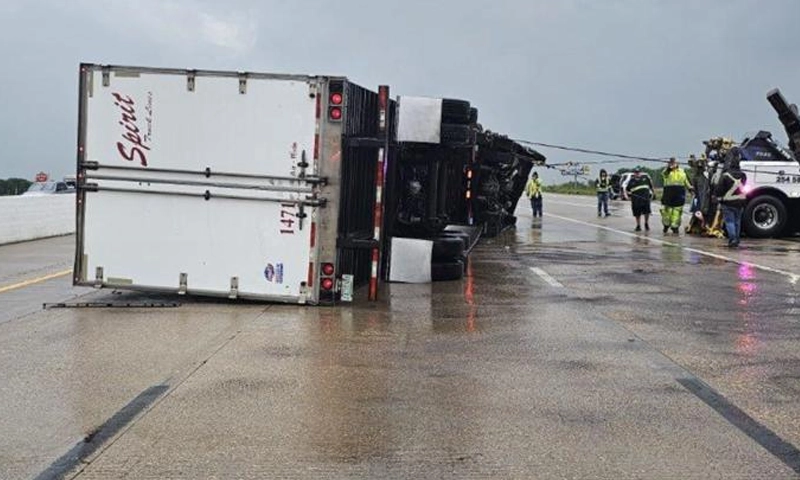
xmin=431 ymin=260 xmax=464 ymax=281
xmin=441 ymin=99 xmax=471 ymax=124
xmin=469 ymin=107 xmax=479 ymax=125
xmin=439 ymin=231 xmax=472 ymax=250
xmin=440 ymin=123 xmax=472 ymax=147
xmin=432 ymin=237 xmax=465 ymax=261
xmin=438 ymin=234 xmax=468 ymax=252
xmin=743 ymin=194 xmax=787 ymax=238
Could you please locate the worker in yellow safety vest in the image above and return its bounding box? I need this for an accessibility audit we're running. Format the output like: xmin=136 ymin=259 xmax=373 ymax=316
xmin=660 ymin=157 xmax=694 ymax=234
xmin=525 ymin=171 xmax=543 ymax=218
xmin=595 ymin=169 xmax=611 ymax=217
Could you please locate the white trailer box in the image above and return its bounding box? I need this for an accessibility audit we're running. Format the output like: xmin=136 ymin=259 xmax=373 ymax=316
xmin=74 ymin=64 xmax=391 ymax=304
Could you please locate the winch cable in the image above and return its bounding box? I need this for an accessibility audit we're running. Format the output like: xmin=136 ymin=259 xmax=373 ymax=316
xmin=514 ymin=138 xmax=800 ymax=178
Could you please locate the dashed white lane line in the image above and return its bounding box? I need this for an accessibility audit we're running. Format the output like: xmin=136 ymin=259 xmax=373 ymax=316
xmin=543 ymin=212 xmax=800 ymax=284
xmin=530 ymin=267 xmax=564 ymax=287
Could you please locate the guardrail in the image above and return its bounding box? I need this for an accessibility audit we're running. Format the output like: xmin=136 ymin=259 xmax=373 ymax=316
xmin=0 ymin=195 xmax=75 ymax=245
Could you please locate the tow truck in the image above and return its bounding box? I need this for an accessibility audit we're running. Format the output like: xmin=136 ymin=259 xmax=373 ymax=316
xmin=695 ymin=88 xmax=800 ymax=238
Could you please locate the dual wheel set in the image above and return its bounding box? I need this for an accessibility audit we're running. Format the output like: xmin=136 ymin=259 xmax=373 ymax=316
xmin=430 ymin=230 xmax=472 ymax=281
xmin=429 ymin=99 xmax=476 ymax=282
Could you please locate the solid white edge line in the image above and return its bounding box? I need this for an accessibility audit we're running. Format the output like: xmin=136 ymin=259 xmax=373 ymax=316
xmin=543 ymin=212 xmax=800 ymax=284
xmin=530 ymin=267 xmax=564 ymax=288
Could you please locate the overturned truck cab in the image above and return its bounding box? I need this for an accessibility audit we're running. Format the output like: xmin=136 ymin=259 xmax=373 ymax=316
xmin=385 ymin=97 xmax=545 ymax=282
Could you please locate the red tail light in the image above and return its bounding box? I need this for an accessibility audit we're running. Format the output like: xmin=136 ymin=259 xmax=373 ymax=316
xmin=321 ymin=278 xmax=334 ymax=291
xmin=322 ymin=263 xmax=335 ymax=276
xmin=466 ymin=169 xmax=473 ymax=179
xmin=466 ymin=190 xmax=471 ymax=199
xmin=329 ymin=107 xmax=342 ymax=120
xmin=330 ymin=93 xmax=343 ymax=105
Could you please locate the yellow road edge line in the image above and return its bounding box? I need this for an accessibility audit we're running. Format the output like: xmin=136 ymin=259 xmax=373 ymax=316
xmin=0 ymin=269 xmax=73 ymax=294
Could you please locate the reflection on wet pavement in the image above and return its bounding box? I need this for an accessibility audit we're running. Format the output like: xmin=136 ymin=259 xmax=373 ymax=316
xmin=4 ymin=195 xmax=800 ymax=478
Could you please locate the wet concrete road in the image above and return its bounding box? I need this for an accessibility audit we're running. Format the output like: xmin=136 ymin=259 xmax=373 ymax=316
xmin=2 ymin=195 xmax=800 ymax=479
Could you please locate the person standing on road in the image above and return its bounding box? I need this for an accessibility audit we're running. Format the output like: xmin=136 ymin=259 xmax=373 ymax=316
xmin=525 ymin=171 xmax=543 ymax=219
xmin=595 ymin=169 xmax=611 ymax=217
xmin=714 ymin=150 xmax=748 ymax=248
xmin=625 ymin=167 xmax=654 ymax=232
xmin=660 ymin=157 xmax=694 ymax=234
xmin=687 ymin=154 xmax=710 ymax=234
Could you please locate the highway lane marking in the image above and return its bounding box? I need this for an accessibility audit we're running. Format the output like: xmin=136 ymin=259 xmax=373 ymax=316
xmin=543 ymin=212 xmax=800 ymax=284
xmin=0 ymin=269 xmax=73 ymax=294
xmin=530 ymin=267 xmax=564 ymax=287
xmin=677 ymin=377 xmax=800 ymax=474
xmin=547 ymin=199 xmax=598 ymax=208
xmin=548 ymin=197 xmax=669 ymax=216
xmin=33 ymin=384 xmax=169 ymax=480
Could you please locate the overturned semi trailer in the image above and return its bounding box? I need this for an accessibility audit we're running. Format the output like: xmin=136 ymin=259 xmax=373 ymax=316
xmin=383 ymin=97 xmax=546 ymax=283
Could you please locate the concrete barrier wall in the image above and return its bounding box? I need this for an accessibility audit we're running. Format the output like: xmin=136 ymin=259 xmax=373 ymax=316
xmin=0 ymin=195 xmax=75 ymax=245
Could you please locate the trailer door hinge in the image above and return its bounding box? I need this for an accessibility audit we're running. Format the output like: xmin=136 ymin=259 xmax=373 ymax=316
xmin=298 ymin=282 xmax=308 ymax=304
xmin=229 ymin=277 xmax=239 ymax=299
xmin=187 ymin=71 xmax=196 ymax=92
xmin=297 ymin=205 xmax=307 ymax=230
xmin=101 ymin=66 xmax=110 ymax=87
xmin=94 ymin=267 xmax=104 ymax=288
xmin=178 ymin=273 xmax=188 ymax=295
xmin=298 ymin=150 xmax=310 ymax=178
xmin=238 ymin=73 xmax=247 ymax=94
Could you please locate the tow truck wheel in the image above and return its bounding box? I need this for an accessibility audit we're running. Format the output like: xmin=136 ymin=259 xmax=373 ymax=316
xmin=743 ymin=195 xmax=787 ymax=238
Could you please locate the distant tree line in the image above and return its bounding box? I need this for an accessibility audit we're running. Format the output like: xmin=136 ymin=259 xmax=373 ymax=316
xmin=0 ymin=178 xmax=32 ymax=196
xmin=543 ymin=164 xmax=696 ymax=195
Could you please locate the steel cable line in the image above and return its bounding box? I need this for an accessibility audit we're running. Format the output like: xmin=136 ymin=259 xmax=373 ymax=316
xmin=514 ymin=138 xmax=800 ymax=178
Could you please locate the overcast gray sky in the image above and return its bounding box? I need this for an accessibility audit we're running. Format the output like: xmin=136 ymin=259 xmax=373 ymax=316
xmin=2 ymin=0 xmax=799 ymax=184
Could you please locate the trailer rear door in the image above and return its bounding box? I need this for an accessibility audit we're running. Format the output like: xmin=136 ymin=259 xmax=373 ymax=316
xmin=76 ymin=65 xmax=323 ymax=302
